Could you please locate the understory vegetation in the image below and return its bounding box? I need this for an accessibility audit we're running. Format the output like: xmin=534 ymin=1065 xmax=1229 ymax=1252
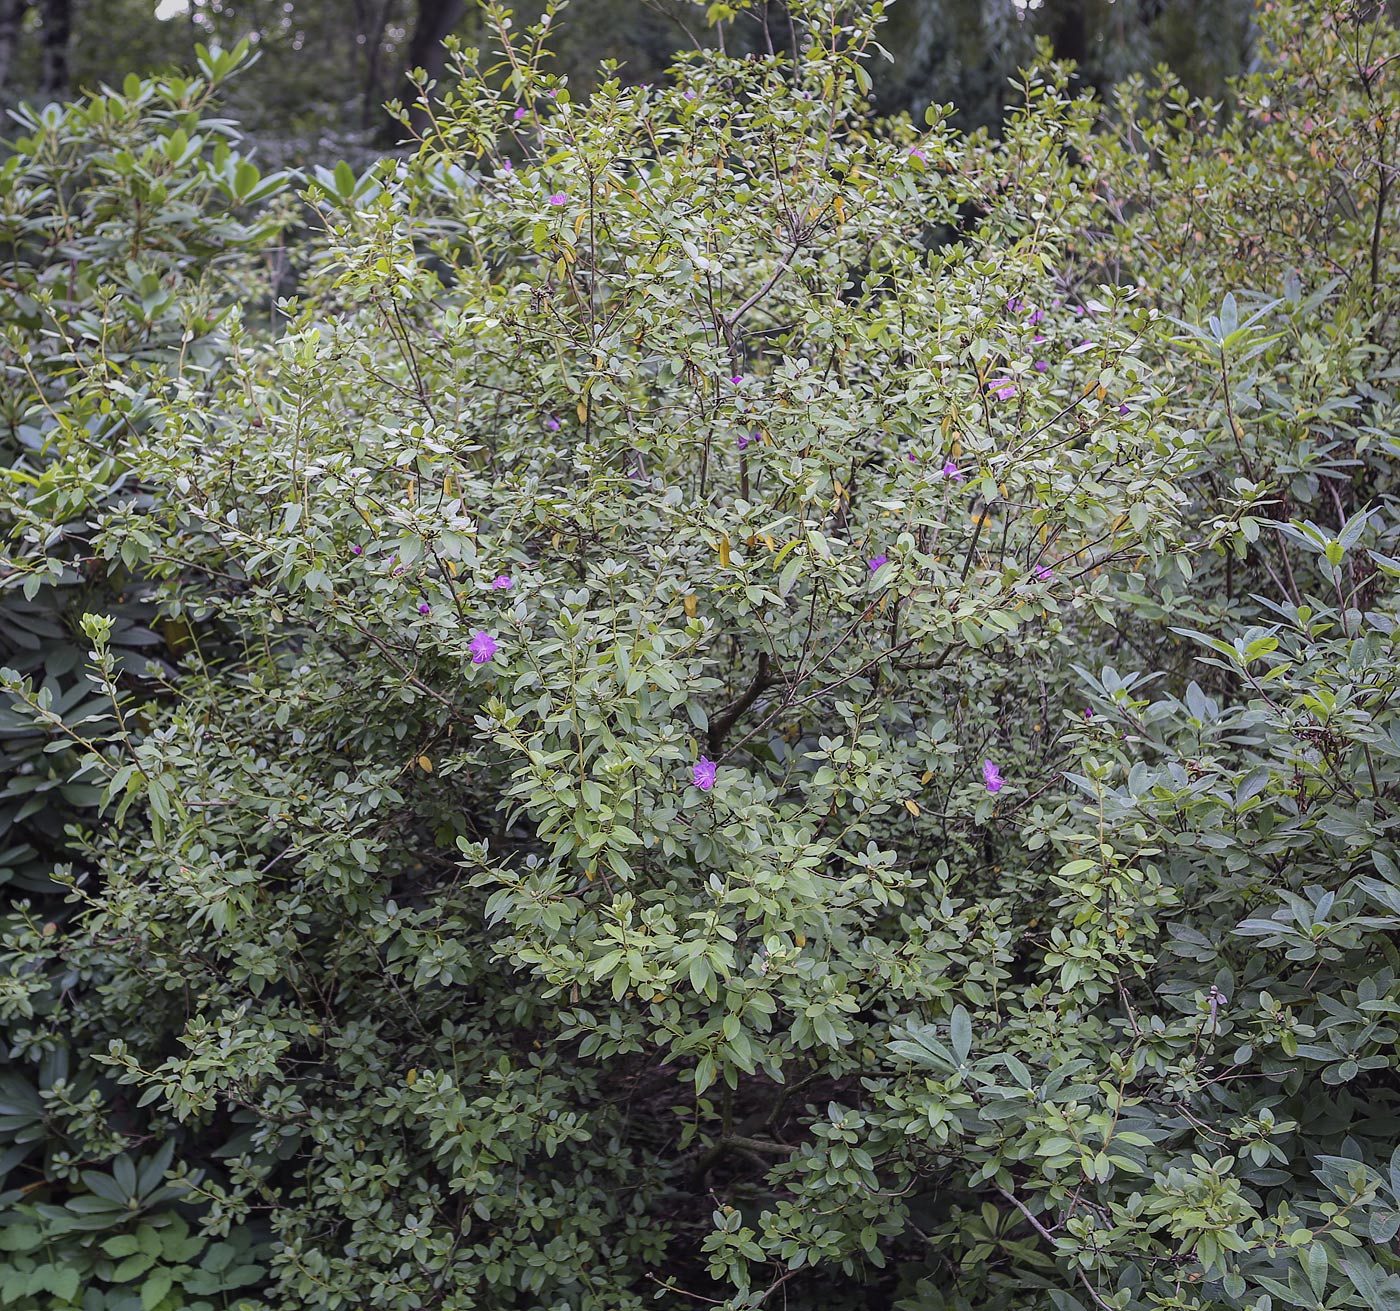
xmin=2 ymin=2 xmax=1400 ymax=1308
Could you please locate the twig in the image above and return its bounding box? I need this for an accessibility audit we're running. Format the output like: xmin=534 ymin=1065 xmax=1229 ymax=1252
xmin=710 ymin=652 xmax=775 ymax=757
xmin=997 ymin=1187 xmax=1118 ymax=1311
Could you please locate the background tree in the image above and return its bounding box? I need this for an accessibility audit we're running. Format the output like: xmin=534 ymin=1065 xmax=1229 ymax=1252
xmin=38 ymin=0 xmax=70 ymax=93
xmin=0 ymin=0 xmax=72 ymax=95
xmin=5 ymin=0 xmax=1365 ymax=149
xmin=403 ymin=0 xmax=461 ymax=130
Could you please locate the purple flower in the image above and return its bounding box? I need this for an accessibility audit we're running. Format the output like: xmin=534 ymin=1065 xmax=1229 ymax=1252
xmin=1084 ymin=707 xmax=1094 ymax=719
xmin=418 ymin=602 xmax=431 ymax=615
xmin=548 ymin=89 xmax=557 ymax=98
xmin=942 ymin=460 xmax=963 ymax=482
xmin=513 ymin=107 xmax=526 ymax=121
xmin=470 ymin=631 xmax=498 ymax=664
xmin=731 ymin=374 xmax=743 ymax=385
xmin=492 ymin=575 xmax=512 ymax=589
xmin=737 ymin=433 xmax=752 ymax=451
xmin=1034 ymin=360 xmax=1048 ymax=372
xmin=990 ymin=378 xmax=1016 ymax=400
xmin=908 ymin=451 xmax=918 ymax=462
xmin=1071 ymin=303 xmax=1085 ymax=317
xmin=1032 ymin=334 xmax=1047 ymax=344
xmin=868 ymin=553 xmax=888 ymax=573
xmin=1118 ymin=404 xmax=1130 ymax=415
xmin=546 ymin=417 xmax=561 ymax=431
xmin=1006 ymin=297 xmax=1023 ymax=313
xmin=548 ymin=193 xmax=567 ymax=206
xmin=500 ymin=158 xmax=513 ymax=173
xmin=692 ymin=757 xmax=717 ymax=790
xmin=982 ymin=759 xmax=1005 ymax=793
xmin=393 ymin=567 xmax=405 ymax=577
xmin=351 ymin=544 xmax=363 ymax=555
xmin=1033 ymin=564 xmax=1053 ymax=582
xmin=909 ymin=147 xmax=926 ymax=162
xmin=1027 ymin=308 xmax=1044 ymax=325
xmin=684 ymin=89 xmax=697 ymax=101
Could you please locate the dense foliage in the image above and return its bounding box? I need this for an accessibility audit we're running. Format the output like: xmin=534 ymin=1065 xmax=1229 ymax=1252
xmin=2 ymin=1 xmax=1399 ymax=1308
xmin=0 ymin=43 xmax=289 ymax=1310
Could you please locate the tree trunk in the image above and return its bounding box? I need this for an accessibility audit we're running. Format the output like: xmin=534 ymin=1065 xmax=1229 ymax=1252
xmin=0 ymin=0 xmax=31 ymax=94
xmin=360 ymin=0 xmax=395 ymax=128
xmin=1044 ymin=0 xmax=1087 ymax=68
xmin=38 ymin=0 xmax=69 ymax=97
xmin=404 ymin=0 xmax=463 ymax=133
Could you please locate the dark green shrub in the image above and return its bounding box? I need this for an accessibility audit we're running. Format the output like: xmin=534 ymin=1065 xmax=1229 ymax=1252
xmin=1 ymin=44 xmax=288 ymax=1308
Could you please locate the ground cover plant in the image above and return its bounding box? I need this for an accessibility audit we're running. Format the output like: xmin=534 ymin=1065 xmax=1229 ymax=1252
xmin=2 ymin=0 xmax=1399 ymax=1308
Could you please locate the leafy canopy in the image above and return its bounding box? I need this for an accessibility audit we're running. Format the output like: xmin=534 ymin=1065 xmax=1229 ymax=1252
xmin=2 ymin=2 xmax=1400 ymax=1309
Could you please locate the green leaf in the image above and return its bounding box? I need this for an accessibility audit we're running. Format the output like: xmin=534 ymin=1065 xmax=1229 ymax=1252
xmin=949 ymin=1006 xmax=972 ymax=1064
xmin=113 ymin=1253 xmax=158 ymax=1282
xmin=141 ymin=1269 xmax=175 ymax=1311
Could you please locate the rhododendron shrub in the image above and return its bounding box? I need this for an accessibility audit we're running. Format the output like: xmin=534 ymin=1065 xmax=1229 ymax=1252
xmin=5 ymin=1 xmax=1400 ymax=1309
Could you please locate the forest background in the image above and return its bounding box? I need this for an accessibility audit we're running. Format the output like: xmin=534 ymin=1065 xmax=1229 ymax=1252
xmin=0 ymin=0 xmax=1340 ymax=155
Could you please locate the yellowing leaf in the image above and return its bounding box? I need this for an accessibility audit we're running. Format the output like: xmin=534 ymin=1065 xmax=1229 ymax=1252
xmin=417 ymin=755 xmax=433 ymax=772
xmin=684 ymin=594 xmax=698 ymax=618
xmin=795 ymin=933 xmax=807 ymax=947
xmin=718 ymin=534 xmax=731 ymax=568
xmin=406 ymin=1068 xmax=417 ymax=1086
xmin=903 ymin=798 xmax=921 ymax=817
xmin=576 ymin=402 xmax=588 ymax=424
xmin=920 ymin=770 xmax=933 ymax=784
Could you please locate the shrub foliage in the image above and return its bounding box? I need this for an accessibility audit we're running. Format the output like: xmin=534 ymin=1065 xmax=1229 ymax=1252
xmin=2 ymin=2 xmax=1399 ymax=1309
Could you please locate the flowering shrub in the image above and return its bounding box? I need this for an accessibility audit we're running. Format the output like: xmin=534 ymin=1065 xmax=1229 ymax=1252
xmin=2 ymin=1 xmax=1399 ymax=1309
